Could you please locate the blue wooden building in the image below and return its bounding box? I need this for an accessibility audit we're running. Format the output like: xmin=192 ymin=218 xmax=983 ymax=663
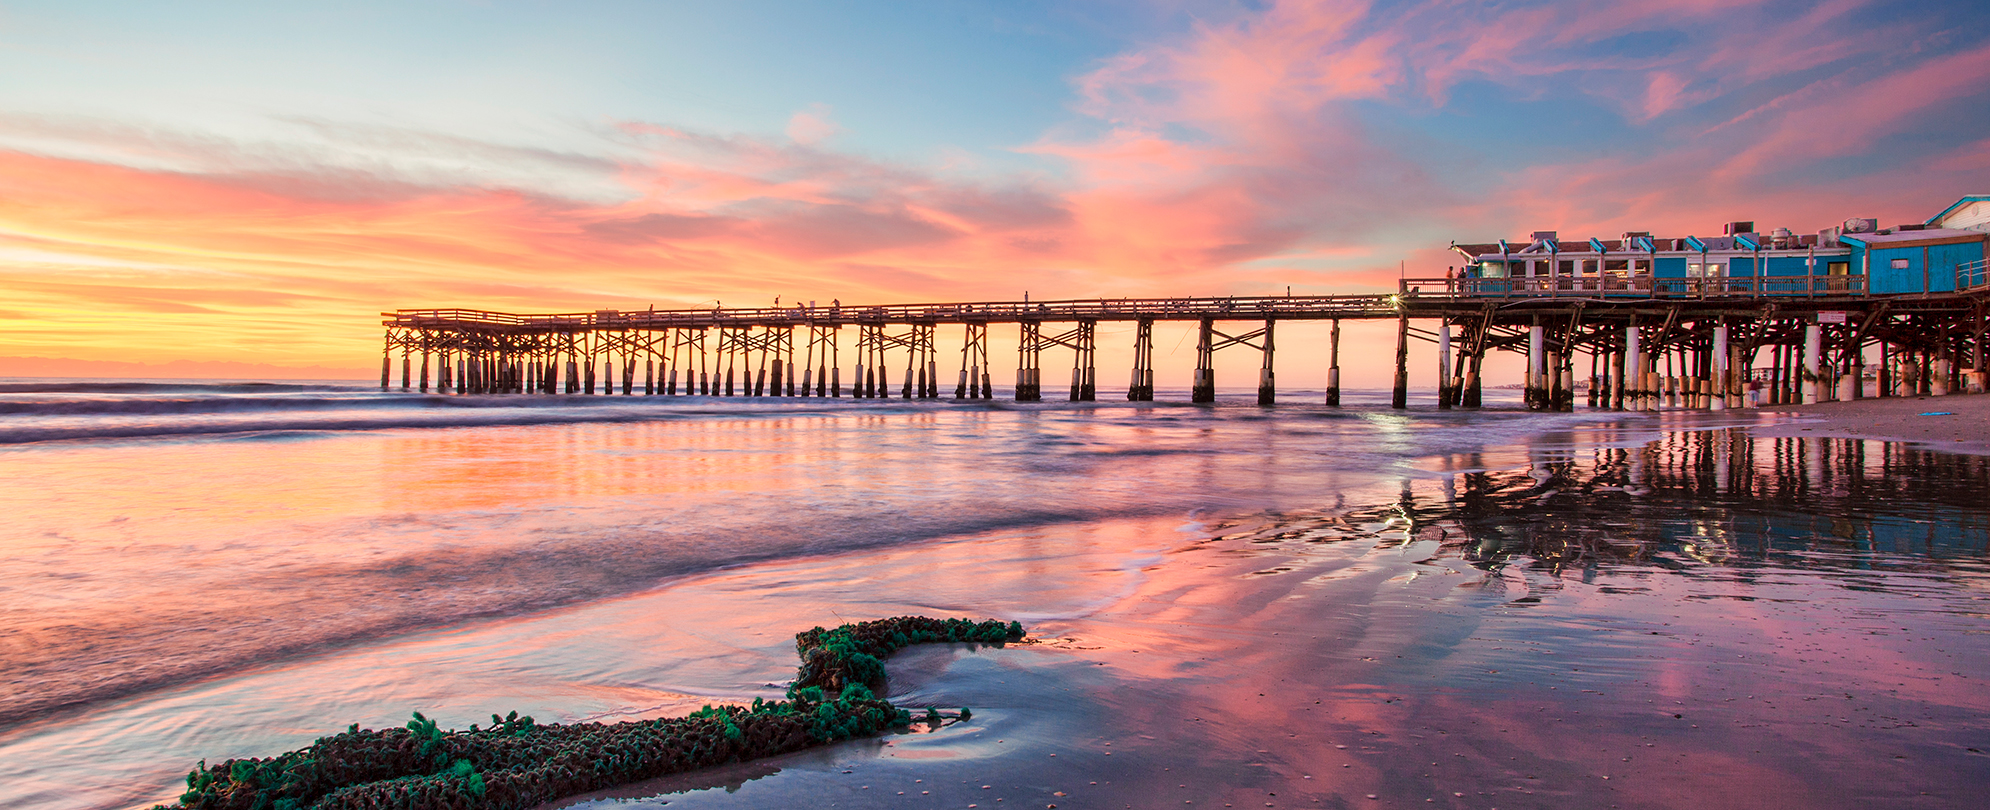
xmin=1448 ymin=196 xmax=1988 ymax=297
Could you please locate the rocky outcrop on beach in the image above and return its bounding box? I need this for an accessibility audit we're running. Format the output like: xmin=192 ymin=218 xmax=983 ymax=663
xmin=160 ymin=617 xmax=1024 ymax=810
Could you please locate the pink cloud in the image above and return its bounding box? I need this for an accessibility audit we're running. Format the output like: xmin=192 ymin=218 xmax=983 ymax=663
xmin=1047 ymin=0 xmax=1988 ymax=243
xmin=784 ymin=103 xmax=842 ymax=146
xmin=2 ymin=0 xmax=1987 ymax=373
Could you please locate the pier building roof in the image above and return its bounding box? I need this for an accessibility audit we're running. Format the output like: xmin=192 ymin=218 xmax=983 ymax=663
xmin=1925 ymin=195 xmax=1990 ymax=231
xmin=1837 ymin=228 xmax=1988 ymax=249
xmin=1450 ymin=231 xmax=1832 ymax=262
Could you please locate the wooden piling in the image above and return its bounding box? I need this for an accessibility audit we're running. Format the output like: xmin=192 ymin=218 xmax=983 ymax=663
xmin=1436 ymin=320 xmax=1453 ymax=410
xmin=1526 ymin=322 xmax=1545 ymax=410
xmin=1803 ymin=323 xmax=1822 ymax=404
xmin=1257 ymin=320 xmax=1276 ymax=406
xmin=1129 ymin=318 xmax=1154 ymax=402
xmin=1325 ymin=318 xmax=1341 ymax=407
xmin=1016 ymin=321 xmax=1042 ymax=402
xmin=1462 ymin=313 xmax=1485 ymax=409
xmin=1391 ymin=312 xmax=1409 ymax=409
xmin=1194 ymin=318 xmax=1217 ymax=403
xmin=1587 ymin=350 xmax=1600 ymax=409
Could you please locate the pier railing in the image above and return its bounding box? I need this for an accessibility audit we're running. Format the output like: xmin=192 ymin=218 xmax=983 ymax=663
xmin=386 ymin=294 xmax=1401 ymax=331
xmin=1959 ymin=259 xmax=1990 ymax=293
xmin=1401 ymin=275 xmax=1870 ymax=299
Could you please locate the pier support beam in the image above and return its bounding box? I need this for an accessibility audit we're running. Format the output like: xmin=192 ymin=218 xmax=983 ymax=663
xmin=1436 ymin=321 xmax=1453 ymax=410
xmin=1071 ymin=319 xmax=1097 ymax=402
xmin=802 ymin=323 xmax=837 ymax=398
xmin=1016 ymin=321 xmax=1042 ymax=402
xmin=1391 ymin=312 xmax=1409 ymax=409
xmin=1878 ymin=342 xmax=1893 ymax=398
xmin=1711 ymin=323 xmax=1729 ymax=410
xmin=1325 ymin=318 xmax=1341 ymax=407
xmin=1129 ymin=318 xmax=1154 ymax=401
xmin=873 ymin=342 xmax=887 ymax=398
xmin=1804 ymin=324 xmax=1823 ymax=404
xmin=1973 ymin=306 xmax=1988 ymax=394
xmin=1527 ymin=323 xmax=1546 ymax=410
xmin=1462 ymin=311 xmax=1487 ymax=409
xmin=957 ymin=322 xmax=989 ymax=399
xmin=1257 ymin=320 xmax=1276 ymax=406
xmin=1587 ymin=350 xmax=1600 ymax=409
xmin=1193 ymin=318 xmax=1216 ymax=403
xmin=1624 ymin=323 xmax=1641 ymax=411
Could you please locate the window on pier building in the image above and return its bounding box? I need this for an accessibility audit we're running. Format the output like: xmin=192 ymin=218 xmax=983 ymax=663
xmin=1828 ymin=261 xmax=1850 ymax=276
xmin=1478 ymin=261 xmax=1508 ymax=278
xmin=1891 ymin=258 xmax=1911 ymax=269
xmin=1688 ymin=262 xmax=1725 ymax=277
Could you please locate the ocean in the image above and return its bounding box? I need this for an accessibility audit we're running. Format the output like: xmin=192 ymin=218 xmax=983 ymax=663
xmin=1 ymin=380 xmax=1985 ymax=810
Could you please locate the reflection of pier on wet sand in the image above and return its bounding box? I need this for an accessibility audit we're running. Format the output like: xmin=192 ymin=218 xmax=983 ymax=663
xmin=1750 ymin=390 xmax=1990 ymax=454
xmin=1398 ymin=425 xmax=1990 ymax=571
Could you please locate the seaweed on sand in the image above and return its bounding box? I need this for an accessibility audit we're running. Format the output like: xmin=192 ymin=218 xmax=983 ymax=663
xmin=161 ymin=616 xmax=1024 ymax=810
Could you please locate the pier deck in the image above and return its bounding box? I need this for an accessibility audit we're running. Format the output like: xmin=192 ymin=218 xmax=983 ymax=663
xmin=382 ymin=285 xmax=1989 ymax=410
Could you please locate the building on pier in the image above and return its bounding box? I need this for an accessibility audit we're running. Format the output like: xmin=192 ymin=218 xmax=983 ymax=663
xmin=380 ymin=197 xmax=1987 ymax=412
xmin=1447 ymin=196 xmax=1989 ymax=297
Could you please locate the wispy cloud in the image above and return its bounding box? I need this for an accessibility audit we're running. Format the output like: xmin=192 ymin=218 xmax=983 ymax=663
xmin=1 ymin=0 xmax=1986 ymax=370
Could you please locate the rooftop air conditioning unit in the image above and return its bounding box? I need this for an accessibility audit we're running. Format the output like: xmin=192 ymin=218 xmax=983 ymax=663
xmin=1724 ymin=220 xmax=1756 ymax=236
xmin=1530 ymin=231 xmax=1558 ymax=242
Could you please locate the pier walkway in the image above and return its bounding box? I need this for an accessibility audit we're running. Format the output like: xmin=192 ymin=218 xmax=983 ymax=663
xmin=383 ymin=284 xmax=1988 ymax=411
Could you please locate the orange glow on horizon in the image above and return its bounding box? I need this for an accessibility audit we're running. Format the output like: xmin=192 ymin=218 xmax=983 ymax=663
xmin=3 ymin=0 xmax=1984 ymax=379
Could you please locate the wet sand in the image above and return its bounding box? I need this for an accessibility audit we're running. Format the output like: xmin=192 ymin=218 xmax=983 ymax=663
xmin=1754 ymin=391 xmax=1990 ymax=454
xmin=532 ymin=435 xmax=1990 ymax=810
xmin=11 ymin=419 xmax=1988 ymax=810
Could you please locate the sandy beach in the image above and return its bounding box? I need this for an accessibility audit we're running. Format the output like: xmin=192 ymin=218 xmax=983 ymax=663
xmin=1752 ymin=391 xmax=1990 ymax=454
xmin=5 ymin=394 xmax=1988 ymax=810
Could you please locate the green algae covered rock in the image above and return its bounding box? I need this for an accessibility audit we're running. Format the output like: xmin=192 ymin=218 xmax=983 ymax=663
xmin=163 ymin=616 xmax=1023 ymax=810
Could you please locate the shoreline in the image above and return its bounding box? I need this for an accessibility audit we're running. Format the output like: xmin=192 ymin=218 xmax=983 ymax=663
xmin=1749 ymin=390 xmax=1990 ymax=454
xmin=6 ymin=399 xmax=1988 ymax=810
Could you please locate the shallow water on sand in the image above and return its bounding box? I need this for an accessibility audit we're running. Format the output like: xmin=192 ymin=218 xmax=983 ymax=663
xmin=1 ymin=387 xmax=1987 ymax=810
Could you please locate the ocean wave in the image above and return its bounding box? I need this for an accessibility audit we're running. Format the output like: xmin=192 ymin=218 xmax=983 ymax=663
xmin=0 ymin=388 xmax=1540 ymax=447
xmin=0 ymin=380 xmax=365 ymax=395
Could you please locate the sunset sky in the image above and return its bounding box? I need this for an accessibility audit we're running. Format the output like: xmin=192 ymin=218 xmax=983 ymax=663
xmin=3 ymin=0 xmax=1989 ymax=380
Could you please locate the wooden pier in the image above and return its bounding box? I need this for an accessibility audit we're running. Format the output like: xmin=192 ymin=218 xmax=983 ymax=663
xmin=383 ymin=277 xmax=1990 ymax=410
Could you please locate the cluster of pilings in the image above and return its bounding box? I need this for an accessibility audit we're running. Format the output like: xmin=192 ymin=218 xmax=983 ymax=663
xmin=1425 ymin=296 xmax=1990 ymax=413
xmin=381 ymin=291 xmax=1987 ymax=409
